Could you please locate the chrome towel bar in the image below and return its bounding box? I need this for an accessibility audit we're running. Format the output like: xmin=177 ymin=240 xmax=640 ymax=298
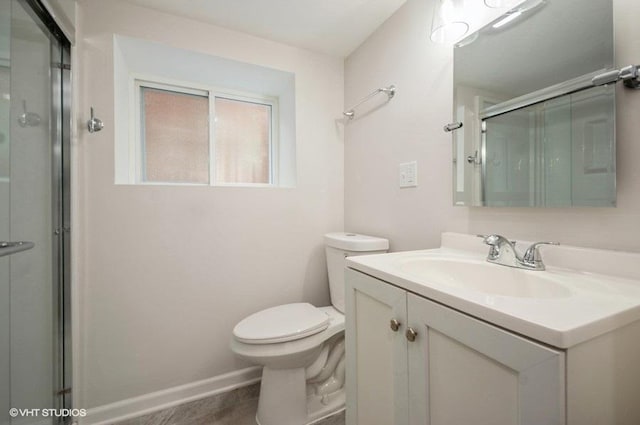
xmin=344 ymin=85 xmax=396 ymax=120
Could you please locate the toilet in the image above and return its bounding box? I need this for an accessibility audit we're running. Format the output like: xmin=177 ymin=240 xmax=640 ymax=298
xmin=230 ymin=232 xmax=389 ymax=425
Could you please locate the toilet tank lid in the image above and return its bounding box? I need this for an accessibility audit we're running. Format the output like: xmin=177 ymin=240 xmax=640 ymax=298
xmin=324 ymin=232 xmax=389 ymax=252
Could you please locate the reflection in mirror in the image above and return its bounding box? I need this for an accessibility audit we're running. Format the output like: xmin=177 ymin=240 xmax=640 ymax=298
xmin=452 ymin=0 xmax=615 ymax=207
xmin=483 ymin=86 xmax=615 ymax=207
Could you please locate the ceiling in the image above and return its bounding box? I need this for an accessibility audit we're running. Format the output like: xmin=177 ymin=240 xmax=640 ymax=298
xmin=124 ymin=0 xmax=407 ymax=57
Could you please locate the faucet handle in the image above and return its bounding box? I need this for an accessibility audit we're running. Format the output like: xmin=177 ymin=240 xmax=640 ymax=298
xmin=482 ymin=234 xmax=506 ymax=246
xmin=481 ymin=234 xmax=514 ymax=260
xmin=482 ymin=234 xmax=516 ymax=247
xmin=522 ymin=241 xmax=560 ymax=267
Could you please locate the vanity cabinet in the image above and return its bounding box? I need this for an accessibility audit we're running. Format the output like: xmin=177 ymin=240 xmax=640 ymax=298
xmin=345 ymin=268 xmax=565 ymax=425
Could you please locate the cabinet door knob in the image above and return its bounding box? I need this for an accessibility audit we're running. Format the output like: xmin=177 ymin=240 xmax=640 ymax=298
xmin=406 ymin=327 xmax=417 ymax=342
xmin=390 ymin=319 xmax=401 ymax=332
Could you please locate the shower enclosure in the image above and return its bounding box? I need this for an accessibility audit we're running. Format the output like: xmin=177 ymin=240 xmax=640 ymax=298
xmin=1 ymin=0 xmax=71 ymax=424
xmin=482 ymin=86 xmax=615 ymax=207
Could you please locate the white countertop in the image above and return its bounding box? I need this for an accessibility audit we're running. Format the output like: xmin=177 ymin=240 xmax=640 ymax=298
xmin=346 ymin=233 xmax=640 ymax=349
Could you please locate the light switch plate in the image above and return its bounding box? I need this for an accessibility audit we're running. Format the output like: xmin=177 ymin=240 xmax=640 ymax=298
xmin=399 ymin=161 xmax=418 ymax=188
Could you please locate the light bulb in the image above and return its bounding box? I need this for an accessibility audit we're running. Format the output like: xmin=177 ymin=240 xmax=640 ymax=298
xmin=430 ymin=0 xmax=469 ymax=44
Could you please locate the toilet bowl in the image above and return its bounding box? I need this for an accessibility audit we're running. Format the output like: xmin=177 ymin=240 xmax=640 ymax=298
xmin=230 ymin=232 xmax=389 ymax=425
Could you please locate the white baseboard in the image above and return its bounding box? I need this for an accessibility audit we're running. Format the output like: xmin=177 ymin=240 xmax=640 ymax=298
xmin=80 ymin=366 xmax=262 ymax=425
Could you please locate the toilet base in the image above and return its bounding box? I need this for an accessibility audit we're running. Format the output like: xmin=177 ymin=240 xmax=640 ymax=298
xmin=256 ymin=366 xmax=345 ymax=425
xmin=305 ymin=390 xmax=345 ymax=424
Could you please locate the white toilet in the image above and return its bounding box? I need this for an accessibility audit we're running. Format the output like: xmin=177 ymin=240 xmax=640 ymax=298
xmin=230 ymin=232 xmax=389 ymax=425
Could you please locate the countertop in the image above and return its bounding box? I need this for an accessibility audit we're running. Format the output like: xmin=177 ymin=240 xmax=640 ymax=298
xmin=346 ymin=233 xmax=640 ymax=348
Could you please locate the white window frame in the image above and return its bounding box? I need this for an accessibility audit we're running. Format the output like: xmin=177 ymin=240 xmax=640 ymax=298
xmin=131 ymin=74 xmax=279 ymax=187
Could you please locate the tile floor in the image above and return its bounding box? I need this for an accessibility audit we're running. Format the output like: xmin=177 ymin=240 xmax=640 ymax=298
xmin=115 ymin=383 xmax=345 ymax=425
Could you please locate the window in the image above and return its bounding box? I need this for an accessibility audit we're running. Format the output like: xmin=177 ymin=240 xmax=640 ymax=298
xmin=141 ymin=85 xmax=210 ymax=184
xmin=136 ymin=79 xmax=277 ymax=186
xmin=114 ymin=36 xmax=296 ymax=187
xmin=214 ymin=97 xmax=273 ymax=184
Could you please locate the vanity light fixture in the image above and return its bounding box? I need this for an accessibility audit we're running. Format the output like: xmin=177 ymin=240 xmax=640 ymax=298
xmin=484 ymin=0 xmax=520 ymax=8
xmin=492 ymin=10 xmax=523 ymax=28
xmin=430 ymin=0 xmax=469 ymax=44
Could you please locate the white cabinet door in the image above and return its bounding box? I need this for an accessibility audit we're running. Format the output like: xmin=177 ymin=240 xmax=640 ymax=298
xmin=407 ymin=294 xmax=565 ymax=425
xmin=345 ymin=269 xmax=408 ymax=425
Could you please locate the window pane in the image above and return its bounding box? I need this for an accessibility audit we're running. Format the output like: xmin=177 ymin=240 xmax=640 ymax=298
xmin=215 ymin=97 xmax=271 ymax=184
xmin=142 ymin=87 xmax=209 ymax=184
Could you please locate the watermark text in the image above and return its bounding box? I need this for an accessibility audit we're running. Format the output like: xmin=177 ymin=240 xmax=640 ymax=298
xmin=9 ymin=408 xmax=87 ymax=418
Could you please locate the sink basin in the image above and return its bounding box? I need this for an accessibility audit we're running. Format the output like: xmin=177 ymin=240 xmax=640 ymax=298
xmin=347 ymin=233 xmax=640 ymax=348
xmin=396 ymin=256 xmax=573 ymax=299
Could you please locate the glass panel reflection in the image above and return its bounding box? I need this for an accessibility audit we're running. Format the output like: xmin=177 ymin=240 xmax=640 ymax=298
xmin=483 ymin=86 xmax=615 ymax=207
xmin=4 ymin=0 xmax=60 ymax=421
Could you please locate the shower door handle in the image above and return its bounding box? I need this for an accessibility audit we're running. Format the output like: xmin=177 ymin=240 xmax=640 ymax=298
xmin=0 ymin=241 xmax=35 ymax=258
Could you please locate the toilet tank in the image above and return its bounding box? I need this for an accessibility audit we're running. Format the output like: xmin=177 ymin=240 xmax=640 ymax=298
xmin=324 ymin=233 xmax=389 ymax=313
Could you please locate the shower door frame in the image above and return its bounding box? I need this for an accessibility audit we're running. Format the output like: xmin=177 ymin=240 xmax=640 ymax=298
xmin=17 ymin=0 xmax=73 ymax=420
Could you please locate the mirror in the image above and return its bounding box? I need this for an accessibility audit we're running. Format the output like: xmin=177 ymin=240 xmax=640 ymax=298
xmin=452 ymin=0 xmax=615 ymax=207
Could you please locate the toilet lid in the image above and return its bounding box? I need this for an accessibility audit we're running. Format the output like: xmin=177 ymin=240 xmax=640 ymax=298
xmin=233 ymin=303 xmax=330 ymax=344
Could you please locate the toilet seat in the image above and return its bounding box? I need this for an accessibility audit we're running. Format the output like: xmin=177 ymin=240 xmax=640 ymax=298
xmin=233 ymin=303 xmax=330 ymax=344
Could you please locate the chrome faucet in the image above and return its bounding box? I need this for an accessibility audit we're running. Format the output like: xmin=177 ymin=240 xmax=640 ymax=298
xmin=482 ymin=234 xmax=559 ymax=271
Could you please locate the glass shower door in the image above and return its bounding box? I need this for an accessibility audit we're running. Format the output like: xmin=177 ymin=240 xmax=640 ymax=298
xmin=482 ymin=85 xmax=615 ymax=207
xmin=1 ymin=1 xmax=12 ymax=420
xmin=1 ymin=0 xmax=71 ymax=423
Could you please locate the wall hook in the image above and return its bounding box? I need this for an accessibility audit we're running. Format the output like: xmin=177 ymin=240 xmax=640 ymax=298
xmin=87 ymin=107 xmax=104 ymax=133
xmin=18 ymin=100 xmax=41 ymax=128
